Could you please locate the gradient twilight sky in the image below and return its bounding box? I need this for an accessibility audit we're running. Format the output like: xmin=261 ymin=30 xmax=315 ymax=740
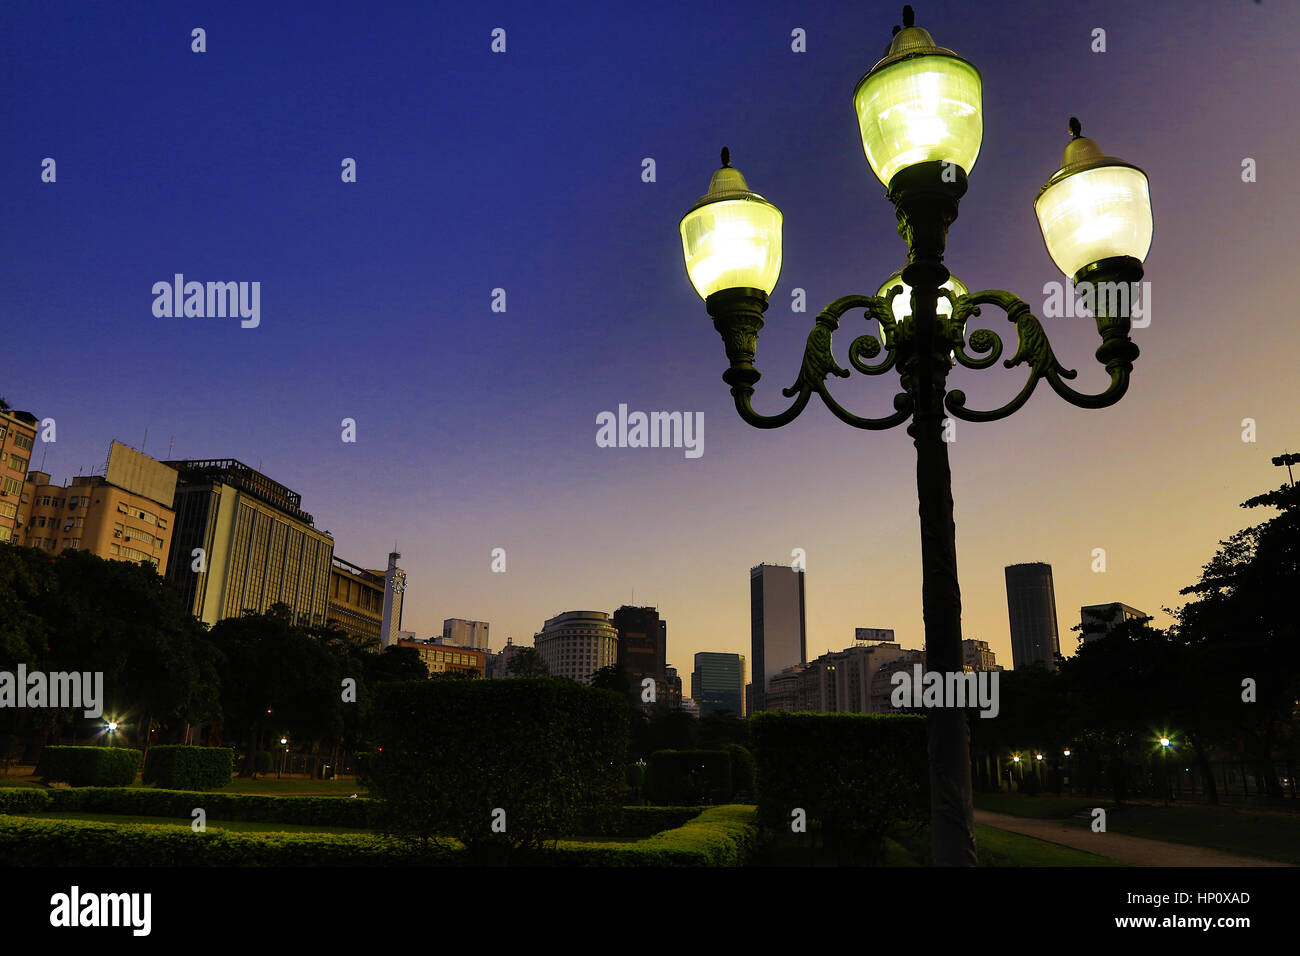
xmin=4 ymin=0 xmax=1298 ymax=681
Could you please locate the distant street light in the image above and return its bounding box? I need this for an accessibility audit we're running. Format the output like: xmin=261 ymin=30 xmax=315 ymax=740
xmin=680 ymin=5 xmax=1152 ymax=866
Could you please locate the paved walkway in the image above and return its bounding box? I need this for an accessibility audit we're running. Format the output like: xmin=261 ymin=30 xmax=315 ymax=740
xmin=974 ymin=809 xmax=1292 ymax=866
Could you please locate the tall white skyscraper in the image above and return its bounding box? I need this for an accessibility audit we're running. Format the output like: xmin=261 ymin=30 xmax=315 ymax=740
xmin=380 ymin=551 xmax=405 ymax=648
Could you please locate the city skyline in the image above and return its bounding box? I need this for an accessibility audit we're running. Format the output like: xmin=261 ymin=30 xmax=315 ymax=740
xmin=0 ymin=421 xmax=1283 ymax=678
xmin=5 ymin=0 xmax=1298 ymax=687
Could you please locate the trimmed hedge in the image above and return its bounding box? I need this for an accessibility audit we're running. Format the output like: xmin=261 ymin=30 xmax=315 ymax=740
xmin=370 ymin=677 xmax=628 ymax=858
xmin=143 ymin=746 xmax=233 ymax=791
xmin=545 ymin=806 xmax=759 ymax=866
xmin=0 ymin=787 xmax=694 ymax=838
xmin=645 ymin=749 xmax=732 ymax=805
xmin=0 ymin=788 xmax=54 ymax=814
xmin=41 ymin=787 xmax=381 ymax=828
xmin=0 ymin=805 xmax=758 ymax=867
xmin=36 ymin=747 xmax=140 ymax=787
xmin=726 ymin=744 xmax=756 ymax=802
xmin=0 ymin=787 xmax=378 ymax=828
xmin=0 ymin=814 xmax=450 ymax=866
xmin=615 ymin=805 xmax=703 ymax=838
xmin=751 ymin=712 xmax=928 ymax=864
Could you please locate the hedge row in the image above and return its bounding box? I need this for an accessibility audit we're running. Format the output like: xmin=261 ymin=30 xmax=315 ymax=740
xmin=0 ymin=789 xmax=52 ymax=814
xmin=36 ymin=747 xmax=140 ymax=787
xmin=0 ymin=787 xmax=382 ymax=829
xmin=616 ymin=806 xmax=704 ymax=838
xmin=726 ymin=744 xmax=756 ymax=801
xmin=0 ymin=805 xmax=759 ymax=867
xmin=0 ymin=788 xmax=700 ymax=839
xmin=544 ymin=806 xmax=759 ymax=866
xmin=142 ymin=746 xmax=232 ymax=791
xmin=0 ymin=814 xmax=449 ymax=867
xmin=371 ymin=678 xmax=628 ymax=852
xmin=751 ymin=712 xmax=928 ymax=864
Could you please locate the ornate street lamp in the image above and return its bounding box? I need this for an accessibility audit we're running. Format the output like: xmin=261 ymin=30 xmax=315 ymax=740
xmin=679 ymin=6 xmax=1152 ymax=866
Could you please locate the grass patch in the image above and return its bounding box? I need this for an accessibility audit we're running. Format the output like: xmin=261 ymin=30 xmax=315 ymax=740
xmin=890 ymin=821 xmax=1121 ymax=866
xmin=974 ymin=825 xmax=1123 ymax=866
xmin=974 ymin=793 xmax=1100 ymax=819
xmin=1064 ymin=804 xmax=1300 ymax=864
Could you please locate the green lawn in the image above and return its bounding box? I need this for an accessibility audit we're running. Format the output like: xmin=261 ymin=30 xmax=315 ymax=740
xmin=975 ymin=791 xmax=1300 ymax=864
xmin=974 ymin=793 xmax=1098 ymax=819
xmin=973 ymin=825 xmax=1123 ymax=866
xmin=1065 ymin=803 xmax=1300 ymax=864
xmin=755 ymin=821 xmax=1117 ymax=866
xmin=894 ymin=820 xmax=1120 ymax=866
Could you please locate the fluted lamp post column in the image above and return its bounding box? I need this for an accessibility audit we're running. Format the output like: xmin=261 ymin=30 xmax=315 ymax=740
xmin=678 ymin=6 xmax=1153 ymax=867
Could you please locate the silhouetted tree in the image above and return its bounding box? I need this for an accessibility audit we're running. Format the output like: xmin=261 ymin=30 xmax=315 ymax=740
xmin=507 ymin=647 xmax=550 ymax=678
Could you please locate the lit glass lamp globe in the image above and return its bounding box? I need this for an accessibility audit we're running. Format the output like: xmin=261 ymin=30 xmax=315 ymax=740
xmin=680 ymin=147 xmax=783 ymax=299
xmin=1035 ymin=118 xmax=1152 ymax=282
xmin=853 ymin=10 xmax=983 ymax=187
xmin=876 ymin=268 xmax=968 ymax=353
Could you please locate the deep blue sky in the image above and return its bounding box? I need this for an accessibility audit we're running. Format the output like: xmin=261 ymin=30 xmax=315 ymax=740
xmin=5 ymin=1 xmax=1298 ymax=675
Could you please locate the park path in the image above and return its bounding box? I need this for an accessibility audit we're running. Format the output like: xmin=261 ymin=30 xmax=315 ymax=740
xmin=973 ymin=809 xmax=1292 ymax=867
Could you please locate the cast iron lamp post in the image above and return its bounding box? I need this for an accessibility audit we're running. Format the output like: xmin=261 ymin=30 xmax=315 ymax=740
xmin=678 ymin=6 xmax=1153 ymax=866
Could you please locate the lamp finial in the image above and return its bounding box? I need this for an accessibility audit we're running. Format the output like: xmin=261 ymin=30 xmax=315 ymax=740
xmin=1068 ymin=116 xmax=1082 ymax=139
xmin=720 ymin=146 xmax=731 ymax=167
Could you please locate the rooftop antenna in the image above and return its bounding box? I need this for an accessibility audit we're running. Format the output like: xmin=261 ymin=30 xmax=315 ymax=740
xmin=168 ymin=436 xmax=174 ymax=459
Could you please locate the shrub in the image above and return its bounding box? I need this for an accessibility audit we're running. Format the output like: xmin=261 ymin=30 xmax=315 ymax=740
xmin=354 ymin=751 xmax=377 ymax=788
xmin=725 ymin=744 xmax=756 ymax=802
xmin=0 ymin=788 xmax=52 ymax=813
xmin=543 ymin=805 xmax=758 ymax=866
xmin=0 ymin=805 xmax=758 ymax=867
xmin=370 ymin=677 xmax=628 ymax=861
xmin=252 ymin=751 xmax=273 ymax=775
xmin=41 ymin=787 xmax=381 ymax=828
xmin=616 ymin=805 xmax=703 ymax=838
xmin=0 ymin=815 xmax=450 ymax=867
xmin=142 ymin=746 xmax=233 ymax=791
xmin=35 ymin=747 xmax=140 ymax=787
xmin=624 ymin=763 xmax=646 ymax=804
xmin=751 ymin=712 xmax=928 ymax=864
xmin=645 ymin=750 xmax=732 ymax=805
